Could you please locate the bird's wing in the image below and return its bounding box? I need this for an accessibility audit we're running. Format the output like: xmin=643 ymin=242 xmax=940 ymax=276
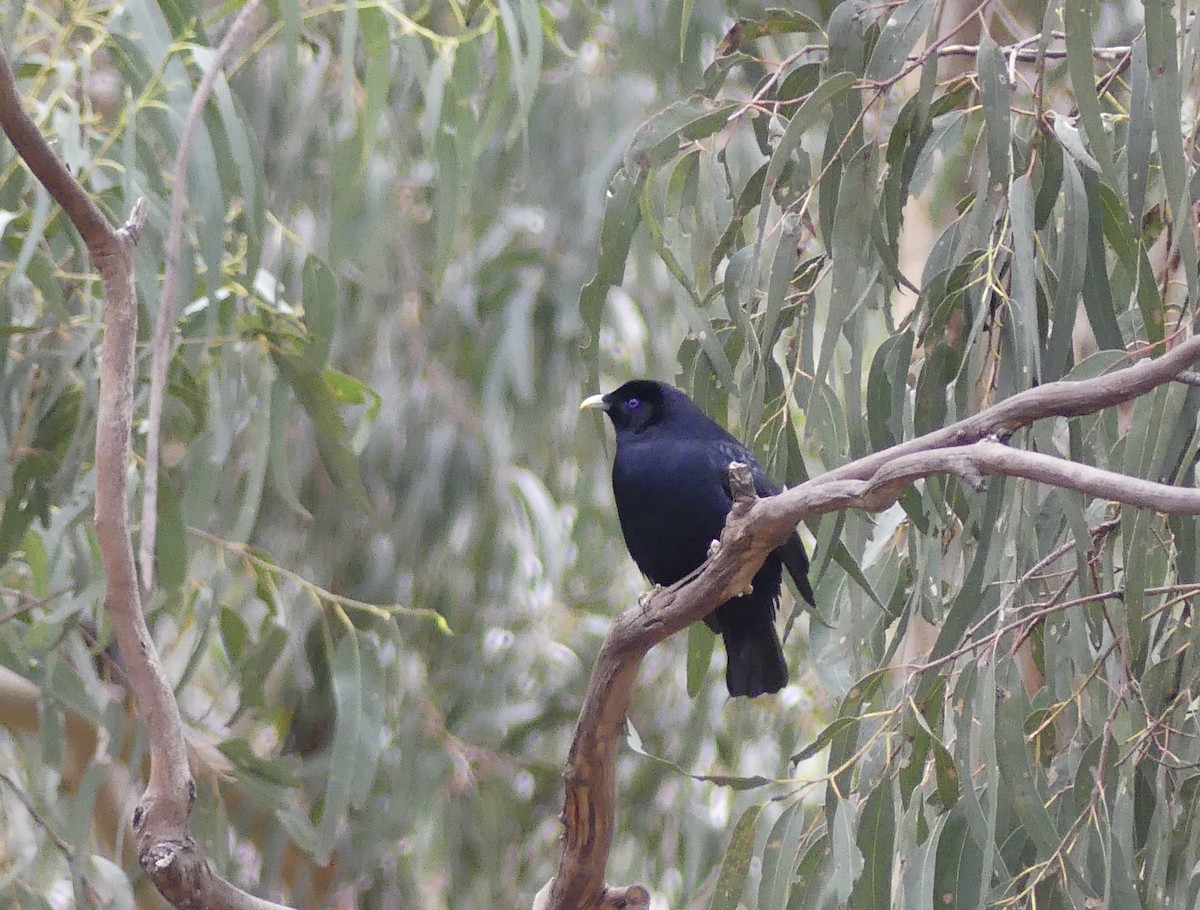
xmin=708 ymin=437 xmax=775 ymax=494
xmin=708 ymin=436 xmax=815 ymax=605
xmin=779 ymin=532 xmax=816 ymax=605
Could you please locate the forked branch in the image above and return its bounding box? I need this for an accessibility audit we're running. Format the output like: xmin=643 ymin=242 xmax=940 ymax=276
xmin=0 ymin=37 xmax=292 ymax=910
xmin=544 ymin=336 xmax=1200 ymax=909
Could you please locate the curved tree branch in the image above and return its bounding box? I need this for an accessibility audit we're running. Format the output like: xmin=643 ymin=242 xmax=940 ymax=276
xmin=545 ymin=336 xmax=1200 ymax=909
xmin=0 ymin=38 xmax=292 ymax=910
xmin=140 ymin=0 xmax=264 ymax=594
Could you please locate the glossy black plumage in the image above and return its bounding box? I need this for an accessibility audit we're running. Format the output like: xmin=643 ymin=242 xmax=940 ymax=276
xmin=584 ymin=380 xmax=814 ymax=697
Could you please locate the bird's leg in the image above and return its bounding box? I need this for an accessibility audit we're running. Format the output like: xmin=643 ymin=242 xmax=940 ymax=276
xmin=707 ymin=538 xmax=751 ymax=595
xmin=638 ymin=585 xmax=663 ymax=611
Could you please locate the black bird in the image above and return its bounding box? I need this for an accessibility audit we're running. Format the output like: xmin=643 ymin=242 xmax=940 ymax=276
xmin=582 ymin=379 xmax=815 ymax=697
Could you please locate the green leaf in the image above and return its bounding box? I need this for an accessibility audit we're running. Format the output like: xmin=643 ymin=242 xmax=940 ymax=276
xmin=852 ymin=784 xmax=894 ymax=910
xmin=759 ymin=799 xmax=809 ymax=910
xmin=1079 ymin=170 xmax=1126 ymax=350
xmin=579 ymin=164 xmax=645 ymax=379
xmin=1008 ymin=174 xmax=1039 ymax=385
xmin=829 ymin=795 xmax=864 ymax=902
xmin=219 ymin=604 xmax=249 ymax=663
xmin=626 ymin=726 xmax=773 ymax=790
xmin=315 ymin=633 xmax=363 ymax=864
xmin=231 ymin=623 xmax=287 ymax=724
xmin=814 ymin=145 xmax=877 ymax=403
xmin=793 ymin=716 xmax=859 ymax=765
xmin=1145 ymin=0 xmax=1199 ymax=305
xmin=994 ymin=695 xmax=1071 ymax=866
xmin=932 ymin=807 xmax=983 ymax=910
xmin=787 ymin=835 xmax=831 ymax=910
xmin=86 ymin=856 xmax=135 ymax=910
xmin=828 ymin=537 xmax=885 ymax=611
xmin=302 ymin=255 xmax=337 ymax=366
xmin=323 ymin=368 xmax=382 ymax=451
xmin=825 ymin=670 xmax=889 ymax=821
xmin=229 ymin=392 xmax=271 ymax=544
xmin=930 ymin=735 xmax=960 ymax=810
xmin=686 ymin=620 xmax=716 ymax=697
xmin=739 ymin=8 xmax=821 ymax=39
xmin=706 ymin=804 xmax=763 ymax=910
xmin=1122 ymin=384 xmax=1174 ymax=666
xmin=271 ymin=350 xmax=370 ymax=513
xmin=907 ymin=695 xmax=960 ymax=811
xmin=268 ymin=376 xmax=312 ymax=519
xmin=1096 ymin=181 xmax=1164 ymax=345
xmin=976 ymin=33 xmax=1011 ymax=190
xmin=1063 ymin=0 xmax=1119 ymax=190
xmin=348 ymin=641 xmax=385 ymax=809
xmin=759 ymin=72 xmax=857 ymax=230
xmin=1033 ymin=135 xmax=1064 ymax=228
xmin=10 ymin=163 xmax=50 ymax=287
xmin=219 ymin=738 xmax=301 ymax=788
xmin=866 ymin=331 xmax=912 ymax=451
xmin=759 ymin=214 xmax=802 ymax=367
xmin=154 ymin=472 xmax=187 ymax=592
xmin=679 ymin=0 xmax=694 ymax=60
xmin=207 ymin=59 xmax=262 ymax=279
xmin=711 ymin=162 xmax=767 ymax=274
xmin=1126 ymin=38 xmax=1152 ymax=224
xmin=916 ymin=481 xmax=1004 ymax=698
xmin=1045 ymin=160 xmax=1087 ymax=381
xmin=623 ymin=98 xmax=739 ymax=173
xmin=640 ymin=180 xmax=735 ymax=389
xmin=865 ymin=0 xmax=934 ymax=83
xmin=21 ymin=528 xmax=48 ymax=598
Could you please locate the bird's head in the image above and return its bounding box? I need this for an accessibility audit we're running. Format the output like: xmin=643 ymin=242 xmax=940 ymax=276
xmin=580 ymin=379 xmax=690 ymax=434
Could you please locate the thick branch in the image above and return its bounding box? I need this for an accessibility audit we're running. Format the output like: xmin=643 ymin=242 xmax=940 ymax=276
xmin=140 ymin=0 xmax=264 ymax=593
xmin=0 ymin=38 xmax=292 ymax=910
xmin=546 ymin=338 xmax=1200 ymax=909
xmin=548 ymin=465 xmax=767 ymax=910
xmin=820 ymin=337 xmax=1200 ymax=485
xmin=0 ymin=48 xmax=110 ymax=246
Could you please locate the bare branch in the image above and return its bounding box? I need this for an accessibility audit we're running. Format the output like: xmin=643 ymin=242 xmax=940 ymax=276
xmin=545 ymin=337 xmax=1200 ymax=909
xmin=0 ymin=36 xmax=293 ymax=910
xmin=0 ymin=771 xmax=74 ymax=857
xmin=922 ymin=12 xmax=1194 ymax=65
xmin=0 ymin=48 xmax=110 ymax=247
xmin=931 ymin=39 xmax=1134 ymax=63
xmin=140 ymin=0 xmax=265 ymax=593
xmin=820 ymin=337 xmax=1200 ymax=485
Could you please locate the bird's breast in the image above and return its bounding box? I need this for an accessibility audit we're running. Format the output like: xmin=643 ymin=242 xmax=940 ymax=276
xmin=610 ymin=439 xmax=731 ymax=585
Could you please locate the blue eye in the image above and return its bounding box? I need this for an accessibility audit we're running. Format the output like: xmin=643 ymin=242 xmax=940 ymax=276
xmin=627 ymin=397 xmax=640 ymax=409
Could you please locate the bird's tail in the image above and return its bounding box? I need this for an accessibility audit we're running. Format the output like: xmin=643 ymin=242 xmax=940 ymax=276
xmin=722 ymin=623 xmax=788 ymax=698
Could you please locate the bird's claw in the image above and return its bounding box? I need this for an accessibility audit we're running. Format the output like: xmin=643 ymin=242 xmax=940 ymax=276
xmin=638 ymin=585 xmax=663 ymax=610
xmin=708 ymin=539 xmax=721 ymax=558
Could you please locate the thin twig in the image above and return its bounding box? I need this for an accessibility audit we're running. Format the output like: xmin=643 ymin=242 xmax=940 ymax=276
xmin=0 ymin=771 xmax=73 ymax=857
xmin=187 ymin=526 xmax=451 ymax=629
xmin=140 ymin=0 xmax=265 ymax=594
xmin=933 ymin=41 xmax=1137 ymax=63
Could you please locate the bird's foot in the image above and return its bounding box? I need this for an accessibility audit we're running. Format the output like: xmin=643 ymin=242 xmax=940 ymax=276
xmin=707 ymin=539 xmax=721 ymax=558
xmin=638 ymin=585 xmax=663 ymax=611
xmin=740 ymin=583 xmax=754 ymax=597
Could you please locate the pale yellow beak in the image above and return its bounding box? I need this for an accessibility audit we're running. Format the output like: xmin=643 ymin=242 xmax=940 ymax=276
xmin=579 ymin=393 xmax=608 ymax=412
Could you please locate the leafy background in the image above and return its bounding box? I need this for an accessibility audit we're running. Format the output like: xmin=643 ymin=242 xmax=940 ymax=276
xmin=1 ymin=1 xmax=1199 ymax=909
